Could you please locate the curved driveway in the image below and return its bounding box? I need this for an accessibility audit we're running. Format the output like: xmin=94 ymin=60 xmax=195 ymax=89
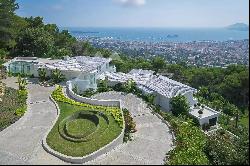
xmin=85 ymin=92 xmax=174 ymax=165
xmin=0 ymin=78 xmax=66 ymax=165
xmin=0 ymin=78 xmax=173 ymax=165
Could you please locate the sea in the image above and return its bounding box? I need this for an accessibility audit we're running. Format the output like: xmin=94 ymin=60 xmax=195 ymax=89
xmin=61 ymin=27 xmax=249 ymax=43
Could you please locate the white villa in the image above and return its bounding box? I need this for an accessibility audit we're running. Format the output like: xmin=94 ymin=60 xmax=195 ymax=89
xmin=3 ymin=56 xmax=219 ymax=127
xmin=100 ymin=69 xmax=220 ymax=127
xmin=3 ymin=56 xmax=115 ymax=92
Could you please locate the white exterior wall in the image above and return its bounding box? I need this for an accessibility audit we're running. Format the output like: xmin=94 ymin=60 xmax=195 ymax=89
xmin=198 ymin=114 xmax=219 ymax=126
xmin=33 ymin=64 xmax=40 ymax=77
xmin=154 ymin=93 xmax=171 ymax=112
xmin=73 ymin=72 xmax=97 ymax=93
xmin=183 ymin=91 xmax=197 ymax=106
xmin=67 ymin=81 xmax=121 ymax=107
xmin=96 ymin=62 xmax=115 ymax=76
xmin=61 ymin=70 xmax=81 ymax=80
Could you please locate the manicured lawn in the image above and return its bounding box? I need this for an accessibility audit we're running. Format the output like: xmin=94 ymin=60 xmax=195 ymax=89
xmin=0 ymin=87 xmax=27 ymax=131
xmin=66 ymin=118 xmax=97 ymax=137
xmin=47 ymin=102 xmax=122 ymax=157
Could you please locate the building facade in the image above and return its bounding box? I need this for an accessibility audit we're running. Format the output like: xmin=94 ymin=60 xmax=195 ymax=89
xmin=4 ymin=56 xmax=115 ymax=92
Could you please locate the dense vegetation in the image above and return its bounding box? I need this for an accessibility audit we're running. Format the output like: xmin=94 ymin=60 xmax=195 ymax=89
xmin=162 ymin=113 xmax=209 ymax=165
xmin=205 ymin=129 xmax=249 ymax=165
xmin=0 ymin=0 xmax=113 ymax=61
xmin=0 ymin=86 xmax=27 ymax=131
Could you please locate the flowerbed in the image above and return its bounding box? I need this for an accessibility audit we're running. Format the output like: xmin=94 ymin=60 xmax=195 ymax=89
xmin=122 ymin=108 xmax=137 ymax=142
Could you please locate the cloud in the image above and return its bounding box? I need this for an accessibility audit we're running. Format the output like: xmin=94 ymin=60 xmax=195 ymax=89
xmin=51 ymin=4 xmax=64 ymax=11
xmin=115 ymin=0 xmax=146 ymax=7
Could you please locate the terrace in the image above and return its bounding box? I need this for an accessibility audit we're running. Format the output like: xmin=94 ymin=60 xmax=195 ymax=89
xmin=189 ymin=105 xmax=220 ymax=127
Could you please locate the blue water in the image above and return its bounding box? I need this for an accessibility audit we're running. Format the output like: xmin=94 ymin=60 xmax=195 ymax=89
xmin=61 ymin=27 xmax=249 ymax=43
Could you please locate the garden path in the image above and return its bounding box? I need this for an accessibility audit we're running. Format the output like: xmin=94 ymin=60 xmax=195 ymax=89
xmin=0 ymin=77 xmax=66 ymax=165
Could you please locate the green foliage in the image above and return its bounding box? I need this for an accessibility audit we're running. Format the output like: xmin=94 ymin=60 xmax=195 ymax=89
xmin=123 ymin=108 xmax=136 ymax=142
xmin=72 ymin=84 xmax=79 ymax=94
xmin=18 ymin=89 xmax=28 ymax=102
xmin=151 ymin=56 xmax=166 ymax=72
xmin=51 ymin=68 xmax=65 ymax=84
xmin=0 ymin=87 xmax=27 ymax=130
xmin=81 ymin=88 xmax=96 ymax=98
xmin=17 ymin=75 xmax=27 ymax=90
xmin=0 ymin=0 xmax=19 ymax=49
xmin=0 ymin=49 xmax=8 ymax=62
xmin=97 ymin=77 xmax=110 ymax=93
xmin=15 ymin=27 xmax=54 ymax=57
xmin=162 ymin=113 xmax=209 ymax=165
xmin=52 ymin=86 xmax=123 ymax=128
xmin=170 ymin=95 xmax=190 ymax=116
xmin=123 ymin=79 xmax=137 ymax=93
xmin=38 ymin=68 xmax=47 ymax=82
xmin=205 ymin=129 xmax=248 ymax=165
xmin=15 ymin=105 xmax=26 ymax=116
xmin=47 ymin=102 xmax=122 ymax=157
xmin=223 ymin=102 xmax=238 ymax=117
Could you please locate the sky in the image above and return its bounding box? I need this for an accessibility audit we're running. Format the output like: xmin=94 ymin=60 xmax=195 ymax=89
xmin=16 ymin=0 xmax=249 ymax=28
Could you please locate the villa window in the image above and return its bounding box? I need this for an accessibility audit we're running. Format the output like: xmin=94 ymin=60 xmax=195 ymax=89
xmin=27 ymin=66 xmax=31 ymax=73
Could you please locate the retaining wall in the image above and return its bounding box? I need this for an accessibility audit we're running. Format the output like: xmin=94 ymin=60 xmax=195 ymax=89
xmin=67 ymin=81 xmax=121 ymax=107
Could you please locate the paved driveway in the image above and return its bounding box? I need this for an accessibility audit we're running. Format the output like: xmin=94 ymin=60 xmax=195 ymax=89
xmin=0 ymin=78 xmax=173 ymax=165
xmin=0 ymin=78 xmax=66 ymax=165
xmin=85 ymin=92 xmax=174 ymax=165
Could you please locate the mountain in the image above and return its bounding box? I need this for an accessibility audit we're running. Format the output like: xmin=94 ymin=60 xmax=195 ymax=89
xmin=226 ymin=23 xmax=249 ymax=31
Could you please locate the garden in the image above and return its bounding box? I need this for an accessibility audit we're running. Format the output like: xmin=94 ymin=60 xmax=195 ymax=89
xmin=46 ymin=86 xmax=124 ymax=157
xmin=0 ymin=84 xmax=28 ymax=131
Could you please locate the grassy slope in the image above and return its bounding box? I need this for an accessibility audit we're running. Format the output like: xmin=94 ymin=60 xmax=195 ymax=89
xmin=47 ymin=102 xmax=122 ymax=157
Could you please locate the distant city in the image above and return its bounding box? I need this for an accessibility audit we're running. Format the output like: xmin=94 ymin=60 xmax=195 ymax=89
xmin=76 ymin=36 xmax=249 ymax=68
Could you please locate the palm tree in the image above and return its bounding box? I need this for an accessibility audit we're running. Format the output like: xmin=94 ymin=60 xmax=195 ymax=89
xmin=51 ymin=68 xmax=65 ymax=84
xmin=18 ymin=76 xmax=27 ymax=90
xmin=38 ymin=68 xmax=47 ymax=82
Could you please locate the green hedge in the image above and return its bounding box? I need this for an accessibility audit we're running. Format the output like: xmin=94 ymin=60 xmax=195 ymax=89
xmin=52 ymin=85 xmax=123 ymax=128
